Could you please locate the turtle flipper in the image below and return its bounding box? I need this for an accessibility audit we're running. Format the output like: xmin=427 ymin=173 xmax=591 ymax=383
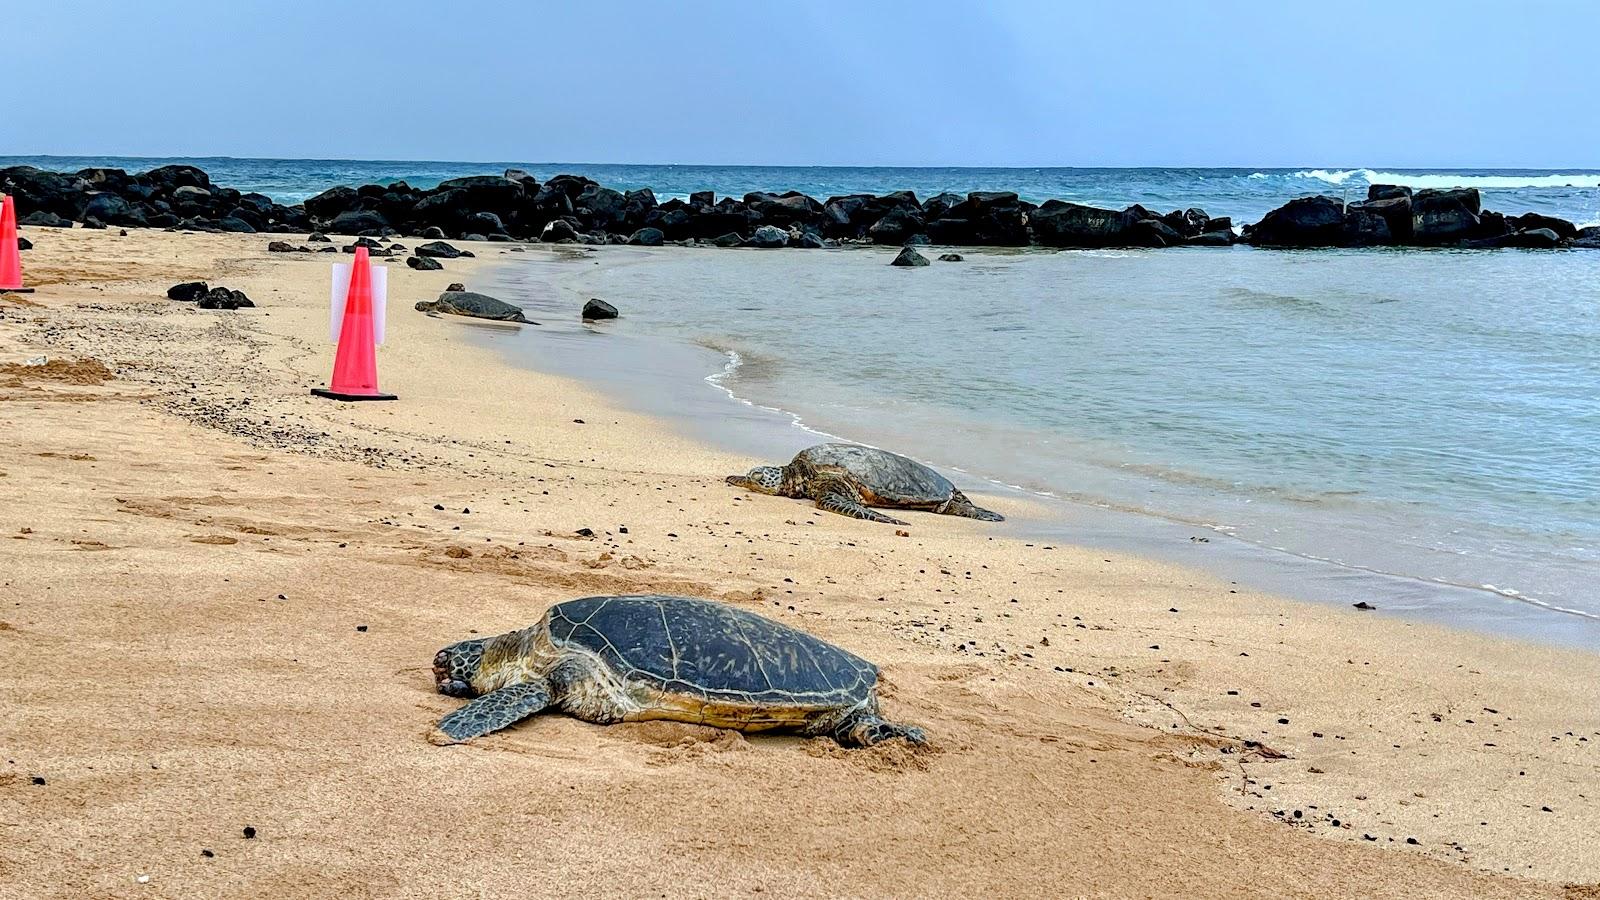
xmin=431 ymin=681 xmax=552 ymax=744
xmin=833 ymin=709 xmax=928 ymax=747
xmin=943 ymin=490 xmax=1004 ymax=522
xmin=817 ymin=491 xmax=908 ymax=525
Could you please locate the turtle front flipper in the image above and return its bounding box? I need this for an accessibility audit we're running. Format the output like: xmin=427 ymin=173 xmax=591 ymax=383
xmin=431 ymin=681 xmax=552 ymax=744
xmin=817 ymin=490 xmax=908 ymax=526
xmin=810 ymin=475 xmax=908 ymax=525
xmin=943 ymin=489 xmax=1005 ymax=522
xmin=832 ymin=708 xmax=928 ymax=747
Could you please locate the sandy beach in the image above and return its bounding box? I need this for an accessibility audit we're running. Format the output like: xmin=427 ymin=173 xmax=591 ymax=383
xmin=2 ymin=227 xmax=1598 ymax=898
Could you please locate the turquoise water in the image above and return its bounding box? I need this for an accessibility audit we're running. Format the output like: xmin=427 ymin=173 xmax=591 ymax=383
xmin=508 ymin=244 xmax=1600 ymax=633
xmin=5 ymin=156 xmax=1600 ymax=227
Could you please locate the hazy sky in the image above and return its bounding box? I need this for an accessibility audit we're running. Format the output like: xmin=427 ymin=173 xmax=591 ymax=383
xmin=8 ymin=1 xmax=1598 ymax=167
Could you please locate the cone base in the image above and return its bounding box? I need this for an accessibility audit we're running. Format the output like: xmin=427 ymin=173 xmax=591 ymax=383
xmin=312 ymin=388 xmax=397 ymax=402
xmin=0 ymin=288 xmax=34 ymax=294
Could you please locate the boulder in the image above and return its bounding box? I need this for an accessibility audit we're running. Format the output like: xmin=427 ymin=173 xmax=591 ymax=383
xmin=1343 ymin=207 xmax=1394 ymax=246
xmin=1509 ymin=213 xmax=1577 ymax=240
xmin=414 ymin=290 xmax=529 ymax=323
xmin=744 ymin=192 xmax=824 ymax=228
xmin=1029 ymin=200 xmax=1135 ymax=247
xmin=1126 ymin=218 xmax=1183 ymax=248
xmin=216 ymin=217 xmax=257 ymax=233
xmin=1185 ymin=231 xmax=1234 ymax=247
xmin=627 ymin=227 xmax=665 ymax=246
xmin=867 ymin=207 xmax=925 ymax=244
xmin=19 ymin=211 xmax=72 ymax=228
xmin=938 ymin=252 xmax=964 ymax=261
xmin=1367 ymin=184 xmax=1412 ymax=201
xmin=415 ymin=240 xmax=463 ymax=259
xmin=1578 ymin=225 xmax=1600 ymax=240
xmin=1350 ymin=196 xmax=1412 ymax=242
xmin=198 ymin=287 xmax=253 ymax=310
xmin=144 ymin=164 xmax=211 ymax=191
xmin=1202 ymin=216 xmax=1233 ymax=233
xmin=794 ymin=232 xmax=826 ymax=249
xmin=1247 ymin=196 xmax=1349 ymax=247
xmin=166 ymin=281 xmax=209 ymax=302
xmin=17 ymin=237 xmax=32 ymax=251
xmin=922 ymin=192 xmax=966 ymax=221
xmin=445 ymin=282 xmax=466 ymax=292
xmin=267 ymin=240 xmax=308 ymax=252
xmin=712 ymin=232 xmax=744 ymax=247
xmin=748 ymin=225 xmax=789 ymax=248
xmin=541 ymin=218 xmax=578 ymax=243
xmin=1411 ymin=188 xmax=1480 ymax=244
xmin=304 ymin=186 xmax=360 ymax=220
xmin=82 ymin=193 xmax=144 ymax=227
xmin=307 ymin=231 xmax=331 ymax=242
xmin=575 ymin=185 xmax=628 ymax=230
xmin=421 ymin=226 xmax=448 ymax=239
xmin=326 ymin=209 xmax=389 ymax=235
xmin=582 ymin=298 xmax=619 ymax=320
xmin=890 ymin=246 xmax=930 ymax=267
xmin=407 ymin=255 xmax=444 ymax=270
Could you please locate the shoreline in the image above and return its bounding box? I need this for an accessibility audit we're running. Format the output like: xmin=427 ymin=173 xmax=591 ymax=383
xmin=472 ymin=246 xmax=1600 ymax=650
xmin=3 ymin=227 xmax=1599 ymax=896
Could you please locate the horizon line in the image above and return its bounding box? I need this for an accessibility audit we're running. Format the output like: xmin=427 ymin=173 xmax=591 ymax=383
xmin=4 ymin=153 xmax=1600 ymax=173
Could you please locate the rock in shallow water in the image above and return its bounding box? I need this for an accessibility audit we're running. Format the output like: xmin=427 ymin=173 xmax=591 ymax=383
xmin=937 ymin=252 xmax=963 ymax=261
xmin=415 ymin=290 xmax=530 ymax=323
xmin=582 ymin=298 xmax=619 ymax=320
xmin=890 ymin=246 xmax=930 ymax=267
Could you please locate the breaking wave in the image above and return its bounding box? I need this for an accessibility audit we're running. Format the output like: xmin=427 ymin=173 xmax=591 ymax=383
xmin=1290 ymin=168 xmax=1600 ymax=190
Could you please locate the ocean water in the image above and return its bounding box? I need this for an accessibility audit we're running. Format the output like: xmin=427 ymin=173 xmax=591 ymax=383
xmin=4 ymin=155 xmax=1600 ymax=228
xmin=481 ymin=243 xmax=1600 ymax=647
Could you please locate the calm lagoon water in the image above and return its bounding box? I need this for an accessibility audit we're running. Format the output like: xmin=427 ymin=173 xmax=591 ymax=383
xmin=479 ymin=244 xmax=1600 ymax=648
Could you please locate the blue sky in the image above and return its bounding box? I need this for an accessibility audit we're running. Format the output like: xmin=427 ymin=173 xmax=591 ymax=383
xmin=8 ymin=1 xmax=1598 ymax=167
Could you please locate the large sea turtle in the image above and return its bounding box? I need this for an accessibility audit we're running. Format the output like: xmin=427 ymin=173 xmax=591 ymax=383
xmin=726 ymin=443 xmax=1004 ymax=525
xmin=430 ymin=594 xmax=926 ymax=747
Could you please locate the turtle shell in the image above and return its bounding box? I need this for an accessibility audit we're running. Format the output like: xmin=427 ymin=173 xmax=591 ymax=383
xmin=544 ymin=595 xmax=876 ymax=709
xmin=796 ymin=443 xmax=955 ymax=505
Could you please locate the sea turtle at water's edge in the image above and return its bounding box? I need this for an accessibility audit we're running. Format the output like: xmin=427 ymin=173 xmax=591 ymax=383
xmin=430 ymin=594 xmax=926 ymax=747
xmin=726 ymin=443 xmax=1004 ymax=525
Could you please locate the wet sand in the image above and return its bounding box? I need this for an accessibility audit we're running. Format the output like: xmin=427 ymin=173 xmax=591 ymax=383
xmin=1 ymin=228 xmax=1597 ymax=898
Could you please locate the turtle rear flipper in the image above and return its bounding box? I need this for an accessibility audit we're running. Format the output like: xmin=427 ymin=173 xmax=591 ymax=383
xmin=432 ymin=681 xmax=552 ymax=744
xmin=832 ymin=709 xmax=928 ymax=747
xmin=944 ymin=490 xmax=1004 ymax=522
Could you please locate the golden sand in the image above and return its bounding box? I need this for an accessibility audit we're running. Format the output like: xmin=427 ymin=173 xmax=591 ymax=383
xmin=1 ymin=228 xmax=1596 ymax=898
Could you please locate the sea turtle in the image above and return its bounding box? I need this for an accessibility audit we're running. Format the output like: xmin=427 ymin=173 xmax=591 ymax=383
xmin=726 ymin=442 xmax=1004 ymax=525
xmin=430 ymin=594 xmax=926 ymax=747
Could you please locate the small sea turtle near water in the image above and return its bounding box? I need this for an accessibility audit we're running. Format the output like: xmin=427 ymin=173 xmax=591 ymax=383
xmin=727 ymin=443 xmax=1004 ymax=525
xmin=430 ymin=594 xmax=926 ymax=747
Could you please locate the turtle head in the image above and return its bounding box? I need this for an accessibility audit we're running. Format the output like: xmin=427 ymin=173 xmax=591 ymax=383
xmin=432 ymin=637 xmax=489 ymax=698
xmin=726 ymin=465 xmax=784 ymax=495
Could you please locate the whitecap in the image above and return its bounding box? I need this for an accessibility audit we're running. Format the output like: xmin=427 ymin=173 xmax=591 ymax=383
xmin=1365 ymin=170 xmax=1600 ymax=190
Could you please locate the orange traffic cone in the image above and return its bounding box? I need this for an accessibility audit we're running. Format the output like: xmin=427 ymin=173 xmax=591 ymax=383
xmin=313 ymin=246 xmax=395 ymax=401
xmin=0 ymin=194 xmax=33 ymax=294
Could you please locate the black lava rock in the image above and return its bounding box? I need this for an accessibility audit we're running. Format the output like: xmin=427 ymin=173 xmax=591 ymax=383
xmin=582 ymin=298 xmax=619 ymax=320
xmin=890 ymin=246 xmax=930 ymax=267
xmin=166 ymin=281 xmax=210 ymax=302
